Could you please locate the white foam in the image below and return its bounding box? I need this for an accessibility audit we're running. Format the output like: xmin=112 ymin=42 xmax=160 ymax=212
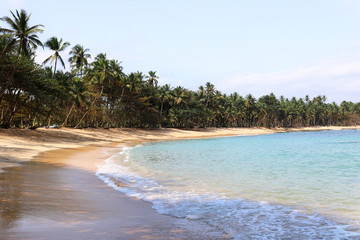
xmin=96 ymin=147 xmax=360 ymax=239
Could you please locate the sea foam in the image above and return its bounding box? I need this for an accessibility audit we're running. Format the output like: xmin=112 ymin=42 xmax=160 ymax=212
xmin=96 ymin=146 xmax=360 ymax=240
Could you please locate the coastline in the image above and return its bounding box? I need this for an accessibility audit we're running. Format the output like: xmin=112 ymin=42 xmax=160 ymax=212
xmin=0 ymin=146 xmax=228 ymax=239
xmin=1 ymin=126 xmax=359 ymax=171
xmin=0 ymin=126 xmax=359 ymax=239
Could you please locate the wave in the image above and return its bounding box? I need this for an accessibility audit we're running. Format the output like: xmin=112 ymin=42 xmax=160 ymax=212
xmin=96 ymin=146 xmax=360 ymax=239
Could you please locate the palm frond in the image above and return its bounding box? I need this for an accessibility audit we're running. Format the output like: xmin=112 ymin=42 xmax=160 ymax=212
xmin=45 ymin=37 xmax=59 ymax=50
xmin=1 ymin=16 xmax=18 ymax=31
xmin=28 ymin=35 xmax=44 ymax=48
xmin=27 ymin=24 xmax=45 ymax=34
xmin=43 ymin=55 xmax=53 ymax=65
xmin=59 ymin=56 xmax=66 ymax=69
xmin=59 ymin=41 xmax=70 ymax=51
xmin=0 ymin=32 xmax=15 ymax=36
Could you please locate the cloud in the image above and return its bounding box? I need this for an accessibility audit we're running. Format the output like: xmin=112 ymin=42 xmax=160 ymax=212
xmin=220 ymin=50 xmax=360 ymax=103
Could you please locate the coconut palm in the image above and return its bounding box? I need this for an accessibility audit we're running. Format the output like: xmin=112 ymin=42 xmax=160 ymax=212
xmin=172 ymin=86 xmax=187 ymax=106
xmin=0 ymin=9 xmax=44 ymax=102
xmin=245 ymin=94 xmax=256 ymax=127
xmin=74 ymin=53 xmax=119 ymax=128
xmin=126 ymin=72 xmax=145 ymax=93
xmin=0 ymin=9 xmax=44 ymax=57
xmin=68 ymin=44 xmax=91 ymax=76
xmin=61 ymin=78 xmax=88 ymax=127
xmin=89 ymin=53 xmax=113 ymax=89
xmin=158 ymin=84 xmax=172 ymax=126
xmin=146 ymin=71 xmax=159 ymax=86
xmin=204 ymin=82 xmax=215 ymax=108
xmin=43 ymin=37 xmax=70 ymax=74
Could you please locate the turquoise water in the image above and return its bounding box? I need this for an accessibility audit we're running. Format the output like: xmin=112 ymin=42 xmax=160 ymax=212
xmin=97 ymin=130 xmax=360 ymax=239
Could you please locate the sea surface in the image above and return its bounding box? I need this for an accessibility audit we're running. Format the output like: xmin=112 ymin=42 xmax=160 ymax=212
xmin=97 ymin=129 xmax=360 ymax=239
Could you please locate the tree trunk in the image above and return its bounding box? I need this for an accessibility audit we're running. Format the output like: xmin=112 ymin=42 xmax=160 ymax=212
xmin=47 ymin=115 xmax=52 ymax=128
xmin=54 ymin=58 xmax=58 ymax=75
xmin=160 ymin=101 xmax=164 ymax=127
xmin=32 ymin=117 xmax=37 ymax=127
xmin=44 ymin=110 xmax=53 ymax=128
xmin=61 ymin=101 xmax=76 ymax=127
xmin=75 ymin=86 xmax=104 ymax=129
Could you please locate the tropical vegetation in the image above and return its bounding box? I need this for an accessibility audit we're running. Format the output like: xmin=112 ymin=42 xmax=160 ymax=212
xmin=1 ymin=9 xmax=359 ymax=129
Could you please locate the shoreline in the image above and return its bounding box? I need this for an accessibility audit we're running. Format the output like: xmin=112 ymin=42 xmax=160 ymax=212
xmin=0 ymin=126 xmax=359 ymax=238
xmin=1 ymin=146 xmax=227 ymax=239
xmin=1 ymin=126 xmax=359 ymax=171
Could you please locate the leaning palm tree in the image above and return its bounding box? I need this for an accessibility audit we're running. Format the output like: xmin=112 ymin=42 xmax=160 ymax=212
xmin=68 ymin=44 xmax=91 ymax=76
xmin=61 ymin=78 xmax=88 ymax=127
xmin=43 ymin=37 xmax=70 ymax=74
xmin=74 ymin=53 xmax=115 ymax=128
xmin=88 ymin=53 xmax=114 ymax=93
xmin=0 ymin=9 xmax=44 ymax=57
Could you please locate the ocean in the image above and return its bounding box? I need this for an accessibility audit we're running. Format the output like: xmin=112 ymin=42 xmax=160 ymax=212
xmin=97 ymin=129 xmax=360 ymax=239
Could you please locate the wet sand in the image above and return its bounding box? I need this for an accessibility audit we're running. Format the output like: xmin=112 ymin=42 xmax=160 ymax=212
xmin=0 ymin=146 xmax=227 ymax=239
xmin=0 ymin=126 xmax=359 ymax=239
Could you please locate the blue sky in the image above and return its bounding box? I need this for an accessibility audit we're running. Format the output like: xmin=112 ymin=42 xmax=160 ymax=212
xmin=1 ymin=0 xmax=360 ymax=102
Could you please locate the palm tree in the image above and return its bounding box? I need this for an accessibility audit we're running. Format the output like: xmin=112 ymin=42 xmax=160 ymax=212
xmin=68 ymin=44 xmax=91 ymax=76
xmin=89 ymin=53 xmax=112 ymax=89
xmin=146 ymin=71 xmax=159 ymax=86
xmin=0 ymin=9 xmax=44 ymax=103
xmin=158 ymin=84 xmax=172 ymax=126
xmin=0 ymin=9 xmax=44 ymax=57
xmin=172 ymin=86 xmax=188 ymax=107
xmin=245 ymin=94 xmax=256 ymax=127
xmin=126 ymin=72 xmax=144 ymax=93
xmin=197 ymin=85 xmax=205 ymax=99
xmin=204 ymin=82 xmax=215 ymax=108
xmin=61 ymin=78 xmax=88 ymax=127
xmin=43 ymin=37 xmax=70 ymax=74
xmin=74 ymin=53 xmax=119 ymax=128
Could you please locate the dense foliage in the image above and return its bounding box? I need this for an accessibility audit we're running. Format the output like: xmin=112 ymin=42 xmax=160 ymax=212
xmin=1 ymin=10 xmax=359 ymax=129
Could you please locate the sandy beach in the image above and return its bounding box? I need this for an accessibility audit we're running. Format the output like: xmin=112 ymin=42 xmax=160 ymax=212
xmin=0 ymin=126 xmax=359 ymax=239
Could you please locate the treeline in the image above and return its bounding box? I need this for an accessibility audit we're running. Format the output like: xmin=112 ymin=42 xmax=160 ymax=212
xmin=1 ymin=10 xmax=359 ymax=129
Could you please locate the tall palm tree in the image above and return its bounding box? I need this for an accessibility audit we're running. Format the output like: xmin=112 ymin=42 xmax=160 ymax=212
xmin=126 ymin=71 xmax=144 ymax=93
xmin=68 ymin=44 xmax=91 ymax=76
xmin=204 ymin=82 xmax=215 ymax=108
xmin=158 ymin=84 xmax=172 ymax=125
xmin=87 ymin=53 xmax=123 ymax=98
xmin=0 ymin=9 xmax=43 ymax=105
xmin=172 ymin=86 xmax=187 ymax=106
xmin=146 ymin=71 xmax=159 ymax=87
xmin=74 ymin=53 xmax=119 ymax=128
xmin=245 ymin=94 xmax=256 ymax=127
xmin=0 ymin=9 xmax=44 ymax=57
xmin=43 ymin=37 xmax=70 ymax=74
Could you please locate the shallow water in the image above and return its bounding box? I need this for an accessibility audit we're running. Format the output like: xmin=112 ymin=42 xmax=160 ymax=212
xmin=97 ymin=130 xmax=360 ymax=239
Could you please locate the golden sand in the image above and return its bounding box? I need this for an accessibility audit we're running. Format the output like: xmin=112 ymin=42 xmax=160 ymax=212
xmin=1 ymin=126 xmax=358 ymax=171
xmin=0 ymin=126 xmax=359 ymax=239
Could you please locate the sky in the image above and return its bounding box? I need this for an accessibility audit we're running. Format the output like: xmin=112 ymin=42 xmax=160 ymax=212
xmin=1 ymin=0 xmax=360 ymax=103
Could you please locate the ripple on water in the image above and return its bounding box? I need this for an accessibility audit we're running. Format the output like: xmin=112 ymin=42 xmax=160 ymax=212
xmin=96 ymin=142 xmax=360 ymax=239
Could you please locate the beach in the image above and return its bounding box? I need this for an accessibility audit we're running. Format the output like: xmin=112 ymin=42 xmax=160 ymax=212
xmin=1 ymin=126 xmax=359 ymax=239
